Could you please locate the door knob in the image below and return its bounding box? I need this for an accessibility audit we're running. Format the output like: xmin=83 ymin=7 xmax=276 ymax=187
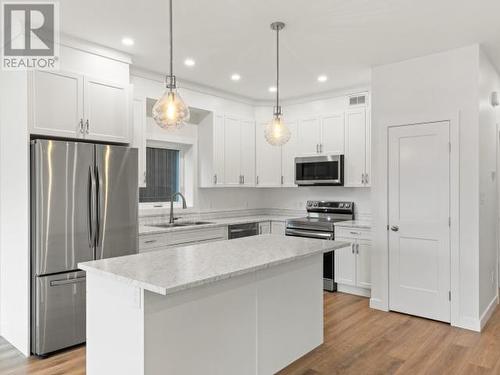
xmin=391 ymin=225 xmax=399 ymax=232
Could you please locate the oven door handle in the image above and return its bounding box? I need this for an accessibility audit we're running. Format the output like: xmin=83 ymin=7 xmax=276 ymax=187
xmin=286 ymin=229 xmax=334 ymax=240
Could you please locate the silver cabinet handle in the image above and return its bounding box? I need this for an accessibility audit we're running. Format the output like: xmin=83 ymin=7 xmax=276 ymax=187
xmin=144 ymin=239 xmax=157 ymax=244
xmin=256 ymin=176 xmax=259 ymax=185
xmin=361 ymin=173 xmax=365 ymax=184
xmin=319 ymin=144 xmax=323 ymax=153
xmin=143 ymin=171 xmax=146 ymax=184
xmin=391 ymin=225 xmax=399 ymax=232
xmin=365 ymin=173 xmax=369 ymax=184
xmin=350 ymin=231 xmax=361 ymax=235
xmin=242 ymin=175 xmax=245 ymax=184
xmin=79 ymin=119 xmax=84 ymax=134
xmin=85 ymin=119 xmax=90 ymax=134
xmin=356 ymin=243 xmax=359 ymax=254
xmin=351 ymin=243 xmax=355 ymax=254
xmin=281 ymin=175 xmax=284 ymax=185
xmin=213 ymin=174 xmax=217 ymax=185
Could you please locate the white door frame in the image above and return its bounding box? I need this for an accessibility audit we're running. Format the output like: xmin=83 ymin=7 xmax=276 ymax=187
xmin=383 ymin=111 xmax=460 ymax=327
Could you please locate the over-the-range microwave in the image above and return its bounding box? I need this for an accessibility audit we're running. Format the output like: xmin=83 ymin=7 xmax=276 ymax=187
xmin=295 ymin=155 xmax=344 ymax=186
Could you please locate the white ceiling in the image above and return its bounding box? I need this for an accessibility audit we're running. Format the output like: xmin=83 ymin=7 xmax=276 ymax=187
xmin=61 ymin=0 xmax=500 ymax=101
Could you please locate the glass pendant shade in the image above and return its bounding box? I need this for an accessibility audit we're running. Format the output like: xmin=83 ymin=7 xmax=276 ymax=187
xmin=152 ymin=89 xmax=190 ymax=129
xmin=265 ymin=115 xmax=291 ymax=146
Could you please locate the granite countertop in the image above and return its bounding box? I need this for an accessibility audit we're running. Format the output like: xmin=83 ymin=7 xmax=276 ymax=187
xmin=334 ymin=220 xmax=371 ymax=229
xmin=79 ymin=234 xmax=349 ymax=296
xmin=139 ymin=215 xmax=298 ymax=236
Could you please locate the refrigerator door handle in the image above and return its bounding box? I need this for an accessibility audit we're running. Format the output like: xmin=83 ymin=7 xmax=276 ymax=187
xmin=95 ymin=164 xmax=101 ymax=251
xmin=50 ymin=277 xmax=86 ymax=287
xmin=88 ymin=166 xmax=97 ymax=249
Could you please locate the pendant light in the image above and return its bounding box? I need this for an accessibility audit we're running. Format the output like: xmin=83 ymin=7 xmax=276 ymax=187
xmin=265 ymin=22 xmax=290 ymax=146
xmin=152 ymin=0 xmax=190 ymax=129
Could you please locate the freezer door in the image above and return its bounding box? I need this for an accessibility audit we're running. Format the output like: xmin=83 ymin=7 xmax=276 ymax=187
xmin=32 ymin=271 xmax=86 ymax=355
xmin=31 ymin=140 xmax=95 ymax=276
xmin=95 ymin=144 xmax=138 ymax=259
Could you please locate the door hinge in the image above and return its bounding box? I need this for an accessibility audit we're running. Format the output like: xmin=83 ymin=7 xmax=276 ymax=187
xmin=448 ymin=291 xmax=451 ymax=301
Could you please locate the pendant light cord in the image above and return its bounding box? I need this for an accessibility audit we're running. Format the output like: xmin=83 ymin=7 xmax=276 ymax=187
xmin=276 ymin=26 xmax=279 ymax=112
xmin=169 ymin=0 xmax=173 ymax=92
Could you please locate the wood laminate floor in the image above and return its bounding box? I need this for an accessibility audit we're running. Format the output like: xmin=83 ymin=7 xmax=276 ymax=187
xmin=1 ymin=292 xmax=499 ymax=374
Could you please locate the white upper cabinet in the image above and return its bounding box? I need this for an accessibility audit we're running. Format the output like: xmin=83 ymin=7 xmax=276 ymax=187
xmin=29 ymin=70 xmax=84 ymax=138
xmin=83 ymin=77 xmax=130 ymax=143
xmin=224 ymin=116 xmax=242 ymax=186
xmin=29 ymin=70 xmax=130 ymax=143
xmin=281 ymin=121 xmax=298 ymax=186
xmin=344 ymin=108 xmax=370 ymax=187
xmin=256 ymin=123 xmax=282 ymax=187
xmin=321 ymin=113 xmax=345 ymax=155
xmin=199 ymin=114 xmax=225 ymax=187
xmin=240 ymin=119 xmax=255 ymax=186
xmin=297 ymin=118 xmax=321 ymax=156
xmin=132 ymin=98 xmax=147 ymax=188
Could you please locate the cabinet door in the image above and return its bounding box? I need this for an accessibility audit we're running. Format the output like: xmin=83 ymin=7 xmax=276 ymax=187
xmin=256 ymin=123 xmax=281 ymax=187
xmin=334 ymin=240 xmax=356 ymax=286
xmin=240 ymin=119 xmax=255 ymax=186
xmin=321 ymin=113 xmax=344 ymax=155
xmin=84 ymin=77 xmax=129 ymax=143
xmin=356 ymin=240 xmax=371 ymax=289
xmin=297 ymin=118 xmax=321 ymax=156
xmin=281 ymin=121 xmax=298 ymax=186
xmin=259 ymin=221 xmax=271 ymax=235
xmin=213 ymin=114 xmax=225 ymax=185
xmin=132 ymin=99 xmax=147 ymax=188
xmin=364 ymin=109 xmax=371 ymax=187
xmin=270 ymin=221 xmax=285 ymax=235
xmin=344 ymin=109 xmax=367 ymax=187
xmin=223 ymin=116 xmax=241 ymax=186
xmin=30 ymin=70 xmax=84 ymax=138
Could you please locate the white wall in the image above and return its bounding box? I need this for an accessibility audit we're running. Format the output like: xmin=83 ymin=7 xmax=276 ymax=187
xmin=0 ymin=70 xmax=31 ymax=356
xmin=371 ymin=45 xmax=485 ymax=330
xmin=478 ymin=50 xmax=500 ymax=316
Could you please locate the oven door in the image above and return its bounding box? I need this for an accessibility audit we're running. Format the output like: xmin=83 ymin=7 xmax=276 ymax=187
xmin=285 ymin=228 xmax=337 ymax=292
xmin=295 ymin=155 xmax=344 ymax=186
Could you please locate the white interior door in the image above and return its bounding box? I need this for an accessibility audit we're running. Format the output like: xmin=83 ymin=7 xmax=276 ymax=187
xmin=388 ymin=121 xmax=451 ymax=323
xmin=84 ymin=77 xmax=129 ymax=143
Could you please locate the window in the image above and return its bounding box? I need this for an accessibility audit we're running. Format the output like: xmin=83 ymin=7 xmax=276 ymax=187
xmin=139 ymin=147 xmax=180 ymax=203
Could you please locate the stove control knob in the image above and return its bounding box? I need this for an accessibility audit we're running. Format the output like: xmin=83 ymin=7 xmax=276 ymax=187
xmin=307 ymin=201 xmax=312 ymax=207
xmin=339 ymin=203 xmax=344 ymax=208
xmin=313 ymin=202 xmax=318 ymax=207
xmin=345 ymin=203 xmax=350 ymax=208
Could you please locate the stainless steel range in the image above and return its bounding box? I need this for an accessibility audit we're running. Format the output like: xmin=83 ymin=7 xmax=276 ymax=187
xmin=285 ymin=200 xmax=354 ymax=292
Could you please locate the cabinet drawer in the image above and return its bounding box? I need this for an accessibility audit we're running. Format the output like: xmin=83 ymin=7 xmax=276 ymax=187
xmin=168 ymin=226 xmax=227 ymax=247
xmin=335 ymin=228 xmax=371 ymax=241
xmin=139 ymin=234 xmax=169 ymax=251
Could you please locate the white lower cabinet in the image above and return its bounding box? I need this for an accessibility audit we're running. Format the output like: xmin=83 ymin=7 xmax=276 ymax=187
xmin=139 ymin=227 xmax=228 ymax=253
xmin=335 ymin=228 xmax=371 ymax=295
xmin=271 ymin=221 xmax=286 ymax=235
xmin=258 ymin=221 xmax=271 ymax=235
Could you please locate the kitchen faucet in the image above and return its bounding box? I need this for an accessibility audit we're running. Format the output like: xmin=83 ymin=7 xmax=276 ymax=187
xmin=170 ymin=192 xmax=187 ymax=224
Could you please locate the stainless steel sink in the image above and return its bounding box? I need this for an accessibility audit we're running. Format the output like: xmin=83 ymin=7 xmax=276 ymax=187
xmin=150 ymin=221 xmax=213 ymax=228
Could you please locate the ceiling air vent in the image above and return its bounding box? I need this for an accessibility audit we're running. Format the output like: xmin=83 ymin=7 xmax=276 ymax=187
xmin=349 ymin=94 xmax=367 ymax=106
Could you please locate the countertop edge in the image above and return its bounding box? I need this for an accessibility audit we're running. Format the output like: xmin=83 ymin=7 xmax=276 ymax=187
xmin=79 ymin=240 xmax=350 ymax=296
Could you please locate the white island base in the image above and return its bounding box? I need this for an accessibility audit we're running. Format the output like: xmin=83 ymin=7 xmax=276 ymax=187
xmin=86 ymin=254 xmax=323 ymax=375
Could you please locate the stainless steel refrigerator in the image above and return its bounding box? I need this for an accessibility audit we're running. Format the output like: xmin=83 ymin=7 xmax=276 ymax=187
xmin=30 ymin=139 xmax=138 ymax=356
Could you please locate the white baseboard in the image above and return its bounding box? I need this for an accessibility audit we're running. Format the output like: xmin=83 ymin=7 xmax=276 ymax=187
xmin=337 ymin=284 xmax=370 ymax=298
xmin=369 ymin=297 xmax=388 ymax=311
xmin=480 ymin=294 xmax=499 ymax=331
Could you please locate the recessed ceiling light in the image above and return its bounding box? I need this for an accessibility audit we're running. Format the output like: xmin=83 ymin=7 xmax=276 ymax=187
xmin=268 ymin=86 xmax=277 ymax=93
xmin=231 ymin=73 xmax=241 ymax=81
xmin=317 ymin=75 xmax=328 ymax=82
xmin=184 ymin=58 xmax=195 ymax=67
xmin=121 ymin=37 xmax=134 ymax=46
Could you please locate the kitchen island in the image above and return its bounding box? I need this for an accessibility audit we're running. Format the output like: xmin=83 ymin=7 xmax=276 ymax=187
xmin=79 ymin=234 xmax=349 ymax=375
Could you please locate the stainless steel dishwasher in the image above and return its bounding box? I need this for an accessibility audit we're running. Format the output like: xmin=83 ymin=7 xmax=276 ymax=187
xmin=228 ymin=222 xmax=259 ymax=239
